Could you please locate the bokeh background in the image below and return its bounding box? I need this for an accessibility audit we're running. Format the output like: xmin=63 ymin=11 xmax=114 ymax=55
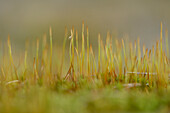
xmin=0 ymin=0 xmax=170 ymax=49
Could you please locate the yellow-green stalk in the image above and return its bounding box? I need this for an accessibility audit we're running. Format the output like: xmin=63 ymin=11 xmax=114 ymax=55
xmin=137 ymin=38 xmax=141 ymax=82
xmin=165 ymin=29 xmax=169 ymax=58
xmin=98 ymin=34 xmax=101 ymax=77
xmin=100 ymin=40 xmax=105 ymax=73
xmin=60 ymin=27 xmax=67 ymax=77
xmin=134 ymin=55 xmax=138 ymax=83
xmin=160 ymin=22 xmax=163 ymax=62
xmin=147 ymin=49 xmax=151 ymax=83
xmin=90 ymin=48 xmax=94 ymax=76
xmin=42 ymin=34 xmax=47 ymax=67
xmin=163 ymin=51 xmax=168 ymax=88
xmin=87 ymin=27 xmax=90 ymax=77
xmin=110 ymin=39 xmax=115 ymax=83
xmin=33 ymin=57 xmax=39 ymax=81
xmin=90 ymin=45 xmax=97 ymax=76
xmin=142 ymin=45 xmax=146 ymax=76
xmin=160 ymin=22 xmax=164 ymax=87
xmin=122 ymin=39 xmax=127 ymax=68
xmin=69 ymin=28 xmax=75 ymax=80
xmin=49 ymin=27 xmax=53 ymax=75
xmin=8 ymin=36 xmax=18 ymax=79
xmin=81 ymin=21 xmax=85 ymax=77
xmin=36 ymin=38 xmax=39 ymax=72
xmin=71 ymin=27 xmax=75 ymax=80
xmin=24 ymin=41 xmax=29 ymax=70
xmin=151 ymin=45 xmax=155 ymax=86
xmin=69 ymin=31 xmax=72 ymax=64
xmin=75 ymin=30 xmax=80 ymax=78
xmin=143 ymin=48 xmax=148 ymax=80
xmin=106 ymin=32 xmax=110 ymax=70
xmin=155 ymin=41 xmax=161 ymax=87
xmin=75 ymin=47 xmax=80 ymax=78
xmin=117 ymin=41 xmax=122 ymax=81
xmin=134 ymin=40 xmax=137 ymax=58
xmin=129 ymin=42 xmax=133 ymax=70
xmin=1 ymin=67 xmax=5 ymax=80
xmin=76 ymin=30 xmax=79 ymax=53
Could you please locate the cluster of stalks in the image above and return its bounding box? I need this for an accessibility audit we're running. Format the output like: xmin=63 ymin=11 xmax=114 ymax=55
xmin=0 ymin=22 xmax=169 ymax=89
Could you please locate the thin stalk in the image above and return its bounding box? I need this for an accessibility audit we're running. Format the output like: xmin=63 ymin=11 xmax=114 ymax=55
xmin=81 ymin=21 xmax=85 ymax=77
xmin=165 ymin=29 xmax=169 ymax=58
xmin=75 ymin=30 xmax=80 ymax=77
xmin=87 ymin=27 xmax=90 ymax=77
xmin=49 ymin=27 xmax=53 ymax=75
xmin=98 ymin=34 xmax=101 ymax=75
xmin=36 ymin=38 xmax=39 ymax=72
xmin=71 ymin=27 xmax=75 ymax=80
xmin=24 ymin=41 xmax=29 ymax=70
xmin=122 ymin=39 xmax=127 ymax=67
xmin=160 ymin=22 xmax=163 ymax=62
xmin=8 ymin=36 xmax=18 ymax=79
xmin=60 ymin=27 xmax=67 ymax=76
xmin=90 ymin=45 xmax=97 ymax=75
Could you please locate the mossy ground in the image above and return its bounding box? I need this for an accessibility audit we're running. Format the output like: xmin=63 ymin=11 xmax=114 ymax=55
xmin=0 ymin=22 xmax=170 ymax=113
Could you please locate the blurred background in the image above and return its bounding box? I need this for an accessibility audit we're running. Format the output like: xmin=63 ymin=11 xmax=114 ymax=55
xmin=0 ymin=0 xmax=170 ymax=50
